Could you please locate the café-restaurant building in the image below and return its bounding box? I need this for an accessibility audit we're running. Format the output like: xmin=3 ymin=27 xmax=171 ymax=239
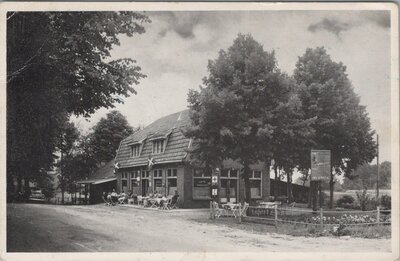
xmin=114 ymin=109 xmax=270 ymax=208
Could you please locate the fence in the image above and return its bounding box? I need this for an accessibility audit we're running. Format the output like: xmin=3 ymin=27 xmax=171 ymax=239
xmin=243 ymin=205 xmax=391 ymax=229
xmin=47 ymin=194 xmax=89 ymax=205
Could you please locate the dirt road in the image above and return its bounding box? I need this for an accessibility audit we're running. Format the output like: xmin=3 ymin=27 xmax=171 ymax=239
xmin=6 ymin=203 xmax=391 ymax=252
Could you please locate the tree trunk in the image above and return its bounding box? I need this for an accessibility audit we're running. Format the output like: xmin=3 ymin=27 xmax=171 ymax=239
xmin=60 ymin=151 xmax=64 ymax=204
xmin=311 ymin=180 xmax=318 ymax=211
xmin=265 ymin=160 xmax=271 ymax=201
xmin=17 ymin=176 xmax=22 ymax=194
xmin=287 ymin=172 xmax=292 ymax=203
xmin=329 ymin=177 xmax=334 ymax=209
xmin=274 ymin=165 xmax=278 ymax=201
xmin=61 ymin=179 xmax=65 ymax=204
xmin=243 ymin=162 xmax=251 ymax=204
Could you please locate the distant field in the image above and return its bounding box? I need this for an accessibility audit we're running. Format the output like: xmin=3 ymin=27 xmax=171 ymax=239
xmin=328 ymin=189 xmax=391 ymax=201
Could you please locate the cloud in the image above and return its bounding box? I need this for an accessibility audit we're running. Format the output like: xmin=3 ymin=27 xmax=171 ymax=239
xmin=362 ymin=11 xmax=390 ymax=28
xmin=308 ymin=18 xmax=351 ymax=38
xmin=152 ymin=11 xmax=220 ymax=40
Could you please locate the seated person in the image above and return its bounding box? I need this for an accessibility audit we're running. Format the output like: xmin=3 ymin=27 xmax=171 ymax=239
xmin=118 ymin=192 xmax=126 ymax=203
xmin=102 ymin=192 xmax=108 ymax=201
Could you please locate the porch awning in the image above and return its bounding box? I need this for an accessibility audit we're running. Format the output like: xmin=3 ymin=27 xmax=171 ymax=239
xmin=77 ymin=177 xmax=116 ymax=185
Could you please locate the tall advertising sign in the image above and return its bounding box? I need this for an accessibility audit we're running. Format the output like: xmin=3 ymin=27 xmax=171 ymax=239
xmin=310 ymin=150 xmax=331 ymax=181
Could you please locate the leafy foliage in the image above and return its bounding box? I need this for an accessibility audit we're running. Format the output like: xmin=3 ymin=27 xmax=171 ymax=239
xmin=186 ymin=34 xmax=314 ymax=202
xmin=343 ymin=161 xmax=391 ymax=190
xmin=336 ymin=195 xmax=355 ymax=208
xmin=88 ymin=110 xmax=135 ymax=164
xmin=7 ymin=12 xmax=149 ymax=189
xmin=294 ymin=47 xmax=376 ymax=175
xmin=380 ymin=195 xmax=391 ymax=210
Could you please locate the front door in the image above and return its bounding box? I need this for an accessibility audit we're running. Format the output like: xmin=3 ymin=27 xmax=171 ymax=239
xmin=142 ymin=179 xmax=149 ymax=196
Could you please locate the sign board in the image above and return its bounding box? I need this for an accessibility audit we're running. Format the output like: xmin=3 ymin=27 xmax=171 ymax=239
xmin=212 ymin=188 xmax=218 ymax=196
xmin=212 ymin=176 xmax=218 ymax=185
xmin=311 ymin=150 xmax=331 ymax=181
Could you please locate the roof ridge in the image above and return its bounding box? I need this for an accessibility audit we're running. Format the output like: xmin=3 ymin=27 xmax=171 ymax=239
xmin=122 ymin=109 xmax=190 ymax=143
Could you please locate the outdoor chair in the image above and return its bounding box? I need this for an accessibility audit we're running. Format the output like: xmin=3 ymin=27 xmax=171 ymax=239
xmin=213 ymin=202 xmax=226 ymax=218
xmin=170 ymin=195 xmax=179 ymax=209
xmin=137 ymin=196 xmax=143 ymax=205
xmin=149 ymin=198 xmax=158 ymax=208
xmin=118 ymin=196 xmax=127 ymax=204
xmin=161 ymin=198 xmax=172 ymax=210
xmin=110 ymin=196 xmax=118 ymax=206
xmin=239 ymin=202 xmax=249 ymax=217
xmin=102 ymin=196 xmax=111 ymax=206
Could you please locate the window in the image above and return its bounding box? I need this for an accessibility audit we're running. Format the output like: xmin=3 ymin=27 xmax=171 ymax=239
xmin=152 ymin=139 xmax=164 ymax=154
xmin=153 ymin=169 xmax=163 ymax=178
xmin=193 ymin=168 xmax=211 ymax=199
xmin=167 ymin=168 xmax=177 ymax=177
xmin=121 ymin=172 xmax=128 ymax=193
xmin=141 ymin=170 xmax=150 ymax=179
xmin=167 ymin=168 xmax=178 ymax=195
xmin=250 ymin=170 xmax=262 ymax=198
xmin=220 ymin=169 xmax=239 ymax=203
xmin=130 ymin=145 xmax=140 ymax=158
xmin=153 ymin=169 xmax=163 ymax=194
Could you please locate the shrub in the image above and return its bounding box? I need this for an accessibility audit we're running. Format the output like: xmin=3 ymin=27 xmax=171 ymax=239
xmin=380 ymin=195 xmax=391 ymax=210
xmin=331 ymin=224 xmax=351 ymax=236
xmin=336 ymin=195 xmax=355 ymax=208
xmin=356 ymin=188 xmax=369 ymax=210
xmin=365 ymin=198 xmax=378 ymax=211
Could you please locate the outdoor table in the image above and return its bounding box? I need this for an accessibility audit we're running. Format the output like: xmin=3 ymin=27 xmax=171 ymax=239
xmin=148 ymin=198 xmax=159 ymax=208
xmin=222 ymin=203 xmax=240 ymax=217
xmin=142 ymin=197 xmax=150 ymax=207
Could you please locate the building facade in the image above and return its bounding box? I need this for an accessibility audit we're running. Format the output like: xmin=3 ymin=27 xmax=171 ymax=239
xmin=114 ymin=110 xmax=270 ymax=208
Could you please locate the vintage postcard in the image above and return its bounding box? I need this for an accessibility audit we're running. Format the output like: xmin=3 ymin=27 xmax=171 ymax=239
xmin=0 ymin=2 xmax=398 ymax=261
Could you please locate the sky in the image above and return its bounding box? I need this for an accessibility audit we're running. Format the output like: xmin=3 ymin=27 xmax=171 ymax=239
xmin=72 ymin=10 xmax=392 ymax=163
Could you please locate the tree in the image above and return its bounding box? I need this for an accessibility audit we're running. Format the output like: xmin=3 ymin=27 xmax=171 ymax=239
xmin=342 ymin=161 xmax=391 ymax=190
xmin=267 ymin=77 xmax=315 ymax=202
xmin=7 ymin=12 xmax=149 ymax=193
xmin=186 ymin=34 xmax=313 ymax=203
xmin=294 ymin=47 xmax=376 ymax=208
xmin=56 ymin=121 xmax=80 ymax=204
xmin=88 ymin=110 xmax=135 ymax=164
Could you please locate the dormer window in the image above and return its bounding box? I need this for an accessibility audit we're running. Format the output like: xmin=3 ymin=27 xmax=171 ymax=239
xmin=130 ymin=144 xmax=140 ymax=158
xmin=152 ymin=139 xmax=165 ymax=154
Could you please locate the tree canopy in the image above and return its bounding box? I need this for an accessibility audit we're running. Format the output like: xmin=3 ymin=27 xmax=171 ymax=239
xmin=342 ymin=161 xmax=391 ymax=190
xmin=294 ymin=47 xmax=376 ymax=176
xmin=7 ymin=12 xmax=149 ymax=190
xmin=186 ymin=34 xmax=314 ymax=202
xmin=88 ymin=110 xmax=136 ymax=164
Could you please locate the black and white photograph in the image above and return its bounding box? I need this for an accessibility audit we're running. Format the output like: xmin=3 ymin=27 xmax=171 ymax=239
xmin=1 ymin=2 xmax=399 ymax=260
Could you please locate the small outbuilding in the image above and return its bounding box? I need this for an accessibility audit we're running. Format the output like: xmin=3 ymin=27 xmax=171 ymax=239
xmin=76 ymin=160 xmax=117 ymax=204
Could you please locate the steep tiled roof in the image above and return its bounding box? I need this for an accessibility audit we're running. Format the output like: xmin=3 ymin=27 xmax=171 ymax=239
xmin=77 ymin=159 xmax=116 ymax=184
xmin=115 ymin=110 xmax=191 ymax=168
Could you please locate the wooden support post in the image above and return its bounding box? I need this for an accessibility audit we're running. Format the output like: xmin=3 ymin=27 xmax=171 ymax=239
xmin=319 ymin=181 xmax=323 ymax=209
xmin=274 ymin=204 xmax=278 ymax=227
xmin=320 ymin=208 xmax=324 ymax=231
xmin=210 ymin=201 xmax=213 ymax=220
xmin=377 ymin=206 xmax=380 ymax=225
xmin=238 ymin=204 xmax=242 ymax=223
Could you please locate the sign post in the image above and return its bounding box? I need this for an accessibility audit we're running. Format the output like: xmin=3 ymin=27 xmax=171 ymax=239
xmin=310 ymin=150 xmax=331 ymax=210
xmin=211 ymin=168 xmax=220 ymax=208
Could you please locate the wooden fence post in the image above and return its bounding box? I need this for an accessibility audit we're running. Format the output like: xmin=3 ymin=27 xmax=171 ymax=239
xmin=274 ymin=205 xmax=278 ymax=227
xmin=376 ymin=206 xmax=380 ymax=225
xmin=320 ymin=208 xmax=324 ymax=231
